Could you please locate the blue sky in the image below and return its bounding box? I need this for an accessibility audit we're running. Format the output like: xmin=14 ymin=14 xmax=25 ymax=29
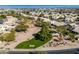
xmin=0 ymin=5 xmax=79 ymax=8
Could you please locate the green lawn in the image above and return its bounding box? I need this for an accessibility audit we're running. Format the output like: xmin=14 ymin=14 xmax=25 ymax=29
xmin=15 ymin=38 xmax=50 ymax=49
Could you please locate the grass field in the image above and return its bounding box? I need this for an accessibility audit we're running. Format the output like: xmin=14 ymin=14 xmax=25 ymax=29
xmin=15 ymin=38 xmax=50 ymax=49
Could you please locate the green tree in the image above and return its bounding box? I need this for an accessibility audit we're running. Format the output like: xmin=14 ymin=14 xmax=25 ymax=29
xmin=39 ymin=13 xmax=44 ymax=17
xmin=49 ymin=15 xmax=53 ymax=20
xmin=4 ymin=29 xmax=15 ymax=42
xmin=35 ymin=18 xmax=43 ymax=27
xmin=15 ymin=23 xmax=27 ymax=32
xmin=0 ymin=35 xmax=4 ymax=41
xmin=35 ymin=22 xmax=52 ymax=41
xmin=0 ymin=29 xmax=16 ymax=42
xmin=0 ymin=15 xmax=6 ymax=19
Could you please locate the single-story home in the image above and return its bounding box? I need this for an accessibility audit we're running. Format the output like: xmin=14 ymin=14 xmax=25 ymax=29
xmin=51 ymin=20 xmax=67 ymax=26
xmin=72 ymin=27 xmax=79 ymax=33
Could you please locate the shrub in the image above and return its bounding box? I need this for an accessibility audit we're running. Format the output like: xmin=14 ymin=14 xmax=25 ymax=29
xmin=15 ymin=23 xmax=27 ymax=32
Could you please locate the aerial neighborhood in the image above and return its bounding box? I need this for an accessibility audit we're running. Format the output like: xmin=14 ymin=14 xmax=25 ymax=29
xmin=0 ymin=8 xmax=79 ymax=52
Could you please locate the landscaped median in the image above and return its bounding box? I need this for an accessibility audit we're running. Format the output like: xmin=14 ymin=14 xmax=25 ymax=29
xmin=15 ymin=38 xmax=50 ymax=49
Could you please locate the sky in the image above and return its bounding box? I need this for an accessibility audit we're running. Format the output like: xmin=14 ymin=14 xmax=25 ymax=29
xmin=0 ymin=5 xmax=79 ymax=8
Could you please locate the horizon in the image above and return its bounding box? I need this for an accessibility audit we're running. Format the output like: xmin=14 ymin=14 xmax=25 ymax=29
xmin=0 ymin=5 xmax=79 ymax=8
